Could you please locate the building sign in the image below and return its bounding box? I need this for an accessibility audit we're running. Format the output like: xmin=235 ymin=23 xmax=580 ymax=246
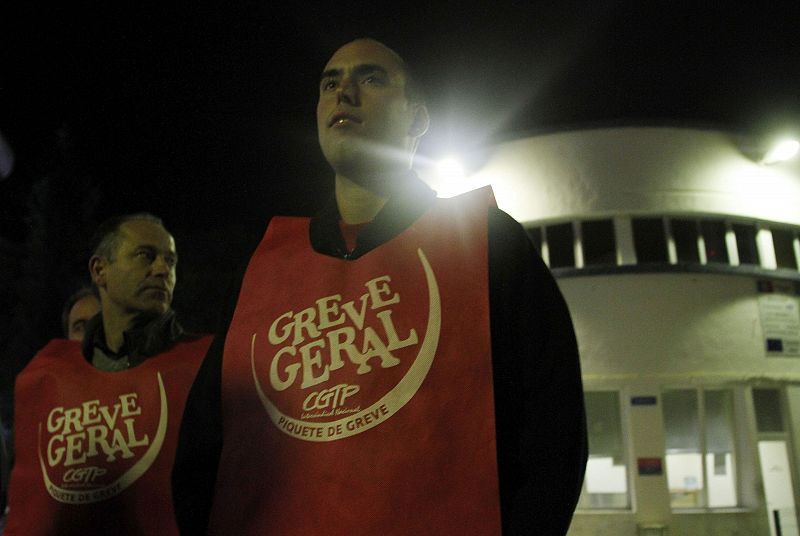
xmin=637 ymin=458 xmax=663 ymax=476
xmin=757 ymin=280 xmax=800 ymax=358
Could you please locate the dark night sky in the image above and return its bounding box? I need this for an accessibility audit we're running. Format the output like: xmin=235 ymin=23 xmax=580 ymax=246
xmin=2 ymin=1 xmax=799 ymax=238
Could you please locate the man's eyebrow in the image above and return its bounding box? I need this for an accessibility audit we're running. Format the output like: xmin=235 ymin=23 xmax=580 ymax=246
xmin=320 ymin=64 xmax=389 ymax=81
xmin=353 ymin=64 xmax=388 ymax=78
xmin=134 ymin=244 xmax=178 ymax=259
xmin=320 ymin=68 xmax=341 ymax=81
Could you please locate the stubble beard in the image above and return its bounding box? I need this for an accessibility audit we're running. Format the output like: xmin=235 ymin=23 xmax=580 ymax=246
xmin=323 ymin=136 xmax=413 ymax=192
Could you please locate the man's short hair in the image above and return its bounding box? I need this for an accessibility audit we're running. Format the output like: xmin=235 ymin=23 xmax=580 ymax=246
xmin=90 ymin=213 xmax=165 ymax=261
xmin=61 ymin=286 xmax=98 ymax=337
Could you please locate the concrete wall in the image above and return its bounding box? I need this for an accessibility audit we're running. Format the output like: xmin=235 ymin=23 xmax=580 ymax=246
xmin=559 ymin=273 xmax=800 ymax=383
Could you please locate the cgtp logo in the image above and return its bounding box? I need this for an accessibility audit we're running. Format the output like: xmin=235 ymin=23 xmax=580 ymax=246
xmin=251 ymin=248 xmax=441 ymax=442
xmin=63 ymin=466 xmax=107 ymax=485
xmin=37 ymin=373 xmax=168 ymax=504
xmin=303 ymin=384 xmax=360 ymax=412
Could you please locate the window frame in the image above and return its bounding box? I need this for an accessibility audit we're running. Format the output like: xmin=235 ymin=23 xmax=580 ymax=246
xmin=662 ymin=386 xmax=740 ymax=511
xmin=576 ymin=389 xmax=633 ymax=511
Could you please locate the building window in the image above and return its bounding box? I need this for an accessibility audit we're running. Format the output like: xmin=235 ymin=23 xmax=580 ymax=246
xmin=703 ymin=390 xmax=737 ymax=507
xmin=632 ymin=218 xmax=668 ymax=263
xmin=772 ymin=228 xmax=799 ymax=270
xmin=662 ymin=389 xmax=738 ymax=509
xmin=581 ymin=219 xmax=616 ymax=266
xmin=546 ymin=223 xmax=575 ymax=268
xmin=528 ymin=217 xmax=800 ymax=274
xmin=733 ymin=223 xmax=760 ymax=265
xmin=671 ymin=219 xmax=700 ymax=263
xmin=753 ymin=388 xmax=784 ymax=433
xmin=701 ymin=220 xmax=730 ymax=264
xmin=577 ymin=391 xmax=630 ymax=509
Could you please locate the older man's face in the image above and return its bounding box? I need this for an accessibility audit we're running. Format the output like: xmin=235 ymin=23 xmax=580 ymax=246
xmin=93 ymin=220 xmax=177 ymax=318
xmin=316 ymin=40 xmax=421 ymax=178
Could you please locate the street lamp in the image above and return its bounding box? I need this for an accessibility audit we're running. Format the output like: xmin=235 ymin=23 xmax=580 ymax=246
xmin=760 ymin=139 xmax=799 ymax=165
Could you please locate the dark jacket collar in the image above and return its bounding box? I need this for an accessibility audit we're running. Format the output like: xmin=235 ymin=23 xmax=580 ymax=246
xmin=82 ymin=309 xmax=185 ymax=368
xmin=309 ymin=171 xmax=437 ymax=260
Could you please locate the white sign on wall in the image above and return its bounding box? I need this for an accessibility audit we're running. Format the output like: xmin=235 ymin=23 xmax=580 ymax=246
xmin=758 ymin=281 xmax=800 ymax=358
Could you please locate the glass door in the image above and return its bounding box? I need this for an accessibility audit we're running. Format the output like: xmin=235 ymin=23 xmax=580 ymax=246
xmin=758 ymin=440 xmax=799 ymax=536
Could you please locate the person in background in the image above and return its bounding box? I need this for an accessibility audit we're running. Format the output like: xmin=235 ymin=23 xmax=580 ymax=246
xmin=5 ymin=213 xmax=212 ymax=535
xmin=0 ymin=289 xmax=99 ymax=532
xmin=61 ymin=286 xmax=100 ymax=342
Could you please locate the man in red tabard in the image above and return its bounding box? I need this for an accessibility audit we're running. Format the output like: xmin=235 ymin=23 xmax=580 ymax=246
xmin=173 ymin=39 xmax=587 ymax=535
xmin=5 ymin=214 xmax=211 ymax=535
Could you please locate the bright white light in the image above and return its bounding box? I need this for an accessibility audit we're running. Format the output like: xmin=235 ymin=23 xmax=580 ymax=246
xmin=435 ymin=156 xmax=466 ymax=181
xmin=761 ymin=139 xmax=799 ymax=165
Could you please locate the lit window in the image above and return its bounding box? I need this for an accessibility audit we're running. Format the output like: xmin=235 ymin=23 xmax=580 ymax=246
xmin=663 ymin=389 xmax=738 ymax=509
xmin=546 ymin=223 xmax=575 ymax=268
xmin=771 ymin=228 xmax=799 ymax=270
xmin=577 ymin=391 xmax=630 ymax=509
xmin=581 ymin=219 xmax=616 ymax=266
xmin=633 ymin=218 xmax=668 ymax=263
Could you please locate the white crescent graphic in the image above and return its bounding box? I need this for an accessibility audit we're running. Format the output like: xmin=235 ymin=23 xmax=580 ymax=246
xmin=38 ymin=372 xmax=169 ymax=503
xmin=251 ymin=248 xmax=441 ymax=441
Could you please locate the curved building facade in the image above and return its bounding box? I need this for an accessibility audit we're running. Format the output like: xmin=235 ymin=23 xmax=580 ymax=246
xmin=421 ymin=126 xmax=800 ymax=536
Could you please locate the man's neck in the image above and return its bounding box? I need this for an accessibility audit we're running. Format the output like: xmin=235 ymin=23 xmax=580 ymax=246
xmin=101 ymin=308 xmax=135 ymax=354
xmin=334 ymin=174 xmax=390 ymax=224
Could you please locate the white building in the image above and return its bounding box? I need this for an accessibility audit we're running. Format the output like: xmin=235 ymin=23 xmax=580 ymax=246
xmin=422 ymin=125 xmax=800 ymax=536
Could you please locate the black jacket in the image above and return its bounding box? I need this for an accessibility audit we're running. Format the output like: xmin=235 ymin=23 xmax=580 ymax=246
xmin=82 ymin=309 xmax=186 ymax=370
xmin=172 ymin=175 xmax=587 ymax=535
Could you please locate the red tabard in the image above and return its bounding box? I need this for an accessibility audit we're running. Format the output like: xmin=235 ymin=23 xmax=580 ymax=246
xmin=211 ymin=187 xmax=502 ymax=535
xmin=5 ymin=335 xmax=212 ymax=536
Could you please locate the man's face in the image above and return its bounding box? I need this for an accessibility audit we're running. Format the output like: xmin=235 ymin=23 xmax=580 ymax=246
xmin=67 ymin=294 xmax=100 ymax=341
xmin=92 ymin=220 xmax=177 ymax=318
xmin=316 ymin=39 xmax=424 ymax=178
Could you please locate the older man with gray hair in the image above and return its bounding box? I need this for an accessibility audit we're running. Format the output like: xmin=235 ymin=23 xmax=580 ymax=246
xmin=5 ymin=213 xmax=211 ymax=535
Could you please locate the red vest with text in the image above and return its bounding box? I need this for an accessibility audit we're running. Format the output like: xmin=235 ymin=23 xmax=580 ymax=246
xmin=5 ymin=335 xmax=212 ymax=536
xmin=211 ymin=187 xmax=502 ymax=535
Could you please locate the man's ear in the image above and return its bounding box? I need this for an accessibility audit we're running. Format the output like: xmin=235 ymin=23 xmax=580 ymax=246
xmin=409 ymin=104 xmax=430 ymax=138
xmin=89 ymin=255 xmax=107 ymax=288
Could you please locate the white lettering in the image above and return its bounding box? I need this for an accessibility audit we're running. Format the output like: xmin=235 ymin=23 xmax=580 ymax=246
xmin=269 ymin=346 xmax=300 ymax=391
xmin=365 ymin=275 xmax=400 ymax=309
xmin=263 ymin=274 xmax=417 ymax=390
xmin=268 ymin=311 xmax=294 ymax=345
xmin=299 ymin=339 xmax=329 ymax=389
xmin=316 ymin=294 xmax=345 ymax=330
xmin=43 ymin=393 xmax=152 ymax=469
xmin=292 ymin=307 xmax=320 ymax=346
xmin=47 ymin=407 xmax=65 ymax=434
xmin=119 ymin=394 xmax=141 ymax=418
